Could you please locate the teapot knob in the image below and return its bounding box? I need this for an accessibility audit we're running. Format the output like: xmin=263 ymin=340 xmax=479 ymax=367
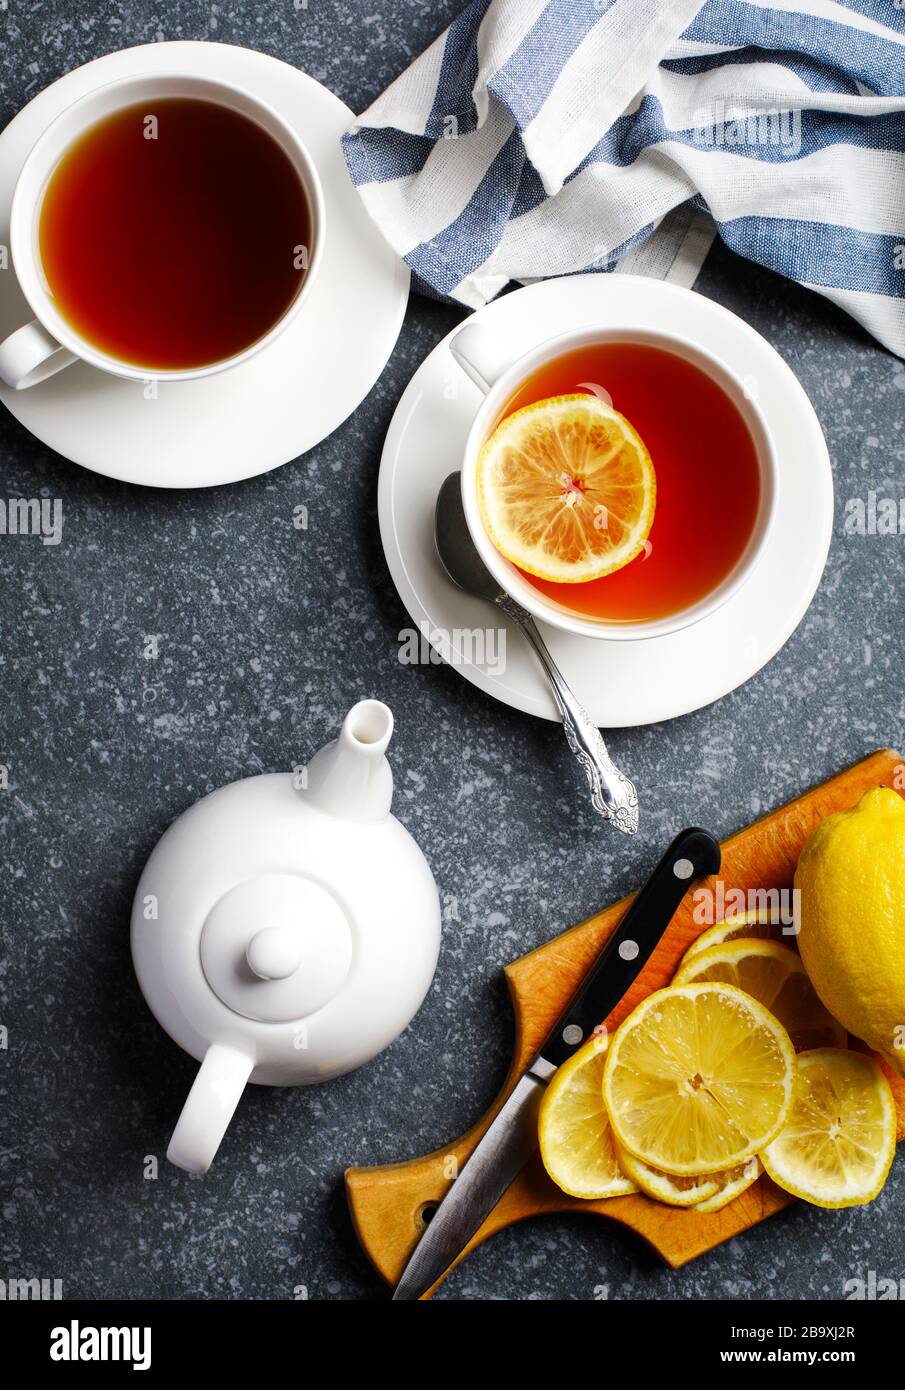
xmin=246 ymin=925 xmax=304 ymax=981
xmin=199 ymin=873 xmax=354 ymax=1022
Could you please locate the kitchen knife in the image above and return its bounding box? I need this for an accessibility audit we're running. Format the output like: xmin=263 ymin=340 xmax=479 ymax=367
xmin=391 ymin=826 xmax=721 ymax=1300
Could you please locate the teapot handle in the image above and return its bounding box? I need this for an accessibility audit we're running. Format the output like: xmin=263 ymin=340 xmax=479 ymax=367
xmin=167 ymin=1042 xmax=254 ymax=1173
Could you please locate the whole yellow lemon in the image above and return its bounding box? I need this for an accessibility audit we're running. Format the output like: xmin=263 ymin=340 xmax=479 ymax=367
xmin=796 ymin=787 xmax=905 ymax=1074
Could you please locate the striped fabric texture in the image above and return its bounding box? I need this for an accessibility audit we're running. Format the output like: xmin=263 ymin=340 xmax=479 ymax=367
xmin=342 ymin=0 xmax=905 ymax=356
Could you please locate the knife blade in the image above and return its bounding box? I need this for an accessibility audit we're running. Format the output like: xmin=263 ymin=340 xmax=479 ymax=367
xmin=392 ymin=826 xmax=721 ymax=1300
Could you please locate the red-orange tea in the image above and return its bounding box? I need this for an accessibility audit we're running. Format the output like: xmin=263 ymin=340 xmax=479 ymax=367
xmin=38 ymin=98 xmax=311 ymax=370
xmin=497 ymin=342 xmax=761 ymax=623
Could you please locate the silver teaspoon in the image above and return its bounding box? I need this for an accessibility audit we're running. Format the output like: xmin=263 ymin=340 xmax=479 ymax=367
xmin=434 ymin=472 xmax=639 ymax=835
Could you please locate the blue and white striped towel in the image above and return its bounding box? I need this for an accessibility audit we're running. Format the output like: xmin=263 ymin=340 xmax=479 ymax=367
xmin=342 ymin=0 xmax=905 ymax=356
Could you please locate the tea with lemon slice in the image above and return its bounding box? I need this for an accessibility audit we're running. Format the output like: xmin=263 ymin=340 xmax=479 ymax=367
xmin=477 ymin=342 xmax=761 ymax=623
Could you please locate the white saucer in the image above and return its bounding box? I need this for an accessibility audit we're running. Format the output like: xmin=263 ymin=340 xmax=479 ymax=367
xmin=0 ymin=42 xmax=409 ymax=488
xmin=378 ymin=274 xmax=833 ymax=727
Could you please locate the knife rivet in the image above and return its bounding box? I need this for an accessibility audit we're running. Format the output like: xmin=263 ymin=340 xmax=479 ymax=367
xmin=562 ymin=1024 xmax=583 ymax=1046
xmin=618 ymin=939 xmax=639 ymax=961
xmin=673 ymin=857 xmax=694 ymax=880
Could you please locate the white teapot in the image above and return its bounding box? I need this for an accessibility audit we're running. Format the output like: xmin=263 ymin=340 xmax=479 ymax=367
xmin=131 ymin=700 xmax=441 ymax=1173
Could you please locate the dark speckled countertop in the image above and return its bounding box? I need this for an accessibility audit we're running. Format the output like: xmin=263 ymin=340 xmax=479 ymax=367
xmin=1 ymin=0 xmax=903 ymax=1303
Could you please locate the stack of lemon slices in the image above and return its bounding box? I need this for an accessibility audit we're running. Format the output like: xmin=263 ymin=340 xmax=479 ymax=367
xmin=539 ymin=915 xmax=897 ymax=1213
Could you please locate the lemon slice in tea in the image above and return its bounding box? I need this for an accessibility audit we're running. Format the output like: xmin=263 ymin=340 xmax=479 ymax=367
xmin=476 ymin=394 xmax=656 ymax=583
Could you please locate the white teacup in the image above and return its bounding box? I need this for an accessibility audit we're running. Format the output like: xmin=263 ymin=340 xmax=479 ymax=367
xmin=0 ymin=72 xmax=325 ymax=390
xmin=451 ymin=320 xmax=778 ymax=642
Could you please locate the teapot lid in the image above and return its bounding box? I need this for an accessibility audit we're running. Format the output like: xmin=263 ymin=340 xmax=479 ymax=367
xmin=200 ymin=873 xmax=353 ymax=1023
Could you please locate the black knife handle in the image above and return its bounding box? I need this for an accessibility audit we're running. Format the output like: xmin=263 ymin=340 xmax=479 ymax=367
xmin=535 ymin=827 xmax=721 ymax=1072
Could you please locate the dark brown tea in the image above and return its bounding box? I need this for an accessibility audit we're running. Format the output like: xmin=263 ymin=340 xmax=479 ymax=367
xmin=499 ymin=343 xmax=762 ymax=623
xmin=39 ymin=98 xmax=312 ymax=370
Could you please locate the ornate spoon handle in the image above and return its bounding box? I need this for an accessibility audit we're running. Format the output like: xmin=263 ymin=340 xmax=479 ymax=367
xmin=497 ymin=596 xmax=639 ymax=835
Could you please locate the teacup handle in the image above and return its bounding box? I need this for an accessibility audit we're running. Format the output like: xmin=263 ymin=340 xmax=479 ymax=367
xmin=167 ymin=1042 xmax=254 ymax=1174
xmin=449 ymin=322 xmax=520 ymax=396
xmin=0 ymin=319 xmax=77 ymax=390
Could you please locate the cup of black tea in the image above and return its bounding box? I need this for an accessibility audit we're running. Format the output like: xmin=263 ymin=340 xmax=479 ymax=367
xmin=0 ymin=73 xmax=324 ymax=389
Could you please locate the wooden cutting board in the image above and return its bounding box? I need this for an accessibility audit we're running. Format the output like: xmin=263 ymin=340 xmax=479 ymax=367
xmin=346 ymin=749 xmax=905 ymax=1298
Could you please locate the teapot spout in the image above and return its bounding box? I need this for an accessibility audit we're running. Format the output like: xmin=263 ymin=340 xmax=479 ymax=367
xmin=303 ymin=700 xmax=394 ymax=824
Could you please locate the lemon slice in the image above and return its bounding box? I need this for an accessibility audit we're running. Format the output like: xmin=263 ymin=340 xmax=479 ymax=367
xmin=616 ymin=1144 xmax=762 ymax=1210
xmin=538 ymin=1031 xmax=637 ymax=1199
xmin=603 ymin=983 xmax=795 ymax=1175
xmin=681 ymin=910 xmax=794 ymax=967
xmin=673 ymin=940 xmax=847 ymax=1052
xmin=476 ymin=394 xmax=656 ymax=583
xmin=615 ymin=1143 xmax=722 ymax=1206
xmin=692 ymin=1158 xmax=762 ymax=1213
xmin=761 ymin=1049 xmax=896 ymax=1208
